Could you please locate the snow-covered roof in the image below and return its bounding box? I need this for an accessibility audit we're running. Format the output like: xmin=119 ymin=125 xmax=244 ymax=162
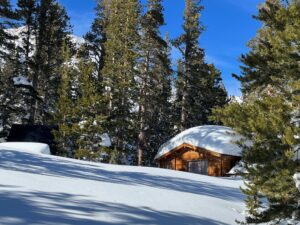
xmin=155 ymin=125 xmax=242 ymax=160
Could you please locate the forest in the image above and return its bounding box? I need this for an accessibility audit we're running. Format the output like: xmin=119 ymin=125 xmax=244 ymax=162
xmin=1 ymin=0 xmax=300 ymax=224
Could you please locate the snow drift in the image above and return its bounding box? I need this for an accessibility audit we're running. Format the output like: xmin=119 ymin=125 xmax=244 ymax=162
xmin=0 ymin=142 xmax=50 ymax=155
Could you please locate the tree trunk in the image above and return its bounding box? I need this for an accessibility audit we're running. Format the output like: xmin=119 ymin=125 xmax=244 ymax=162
xmin=180 ymin=59 xmax=189 ymax=132
xmin=29 ymin=61 xmax=38 ymax=124
xmin=138 ymin=102 xmax=146 ymax=166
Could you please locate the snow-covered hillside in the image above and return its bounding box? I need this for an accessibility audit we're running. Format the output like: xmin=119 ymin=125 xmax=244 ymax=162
xmin=4 ymin=26 xmax=85 ymax=49
xmin=0 ymin=27 xmax=84 ymax=67
xmin=0 ymin=144 xmax=246 ymax=225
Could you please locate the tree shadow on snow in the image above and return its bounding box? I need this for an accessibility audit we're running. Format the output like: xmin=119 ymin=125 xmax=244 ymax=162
xmin=0 ymin=186 xmax=229 ymax=225
xmin=0 ymin=150 xmax=244 ymax=202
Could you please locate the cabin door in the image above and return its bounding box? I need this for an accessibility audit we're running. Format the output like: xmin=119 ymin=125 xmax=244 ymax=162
xmin=188 ymin=160 xmax=208 ymax=175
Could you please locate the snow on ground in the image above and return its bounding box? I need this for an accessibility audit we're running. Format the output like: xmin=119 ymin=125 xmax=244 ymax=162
xmin=155 ymin=125 xmax=242 ymax=160
xmin=228 ymin=162 xmax=247 ymax=175
xmin=0 ymin=142 xmax=50 ymax=155
xmin=0 ymin=144 xmax=246 ymax=225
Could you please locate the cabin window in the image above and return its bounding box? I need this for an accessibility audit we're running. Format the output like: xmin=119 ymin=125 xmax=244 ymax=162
xmin=188 ymin=160 xmax=208 ymax=175
xmin=163 ymin=159 xmax=172 ymax=169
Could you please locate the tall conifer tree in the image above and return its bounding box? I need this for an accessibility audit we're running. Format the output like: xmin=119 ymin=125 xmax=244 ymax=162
xmin=74 ymin=61 xmax=107 ymax=161
xmin=101 ymin=0 xmax=140 ymax=163
xmin=52 ymin=44 xmax=77 ymax=156
xmin=137 ymin=0 xmax=173 ymax=165
xmin=54 ymin=45 xmax=107 ymax=160
xmin=213 ymin=0 xmax=300 ymax=223
xmin=0 ymin=1 xmax=37 ymax=137
xmin=16 ymin=0 xmax=36 ymax=80
xmin=173 ymin=0 xmax=227 ymax=132
xmin=33 ymin=0 xmax=72 ymax=124
xmin=82 ymin=0 xmax=108 ymax=87
xmin=0 ymin=0 xmax=16 ymax=138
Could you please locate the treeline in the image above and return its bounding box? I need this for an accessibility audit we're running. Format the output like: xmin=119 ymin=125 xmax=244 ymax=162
xmin=0 ymin=0 xmax=227 ymax=165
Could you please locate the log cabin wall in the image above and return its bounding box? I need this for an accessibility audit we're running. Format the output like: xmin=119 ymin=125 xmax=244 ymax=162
xmin=158 ymin=144 xmax=241 ymax=177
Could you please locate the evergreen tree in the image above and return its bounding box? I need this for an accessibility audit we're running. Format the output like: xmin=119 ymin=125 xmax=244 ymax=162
xmin=136 ymin=0 xmax=173 ymax=166
xmin=32 ymin=0 xmax=72 ymax=124
xmin=212 ymin=0 xmax=300 ymax=223
xmin=14 ymin=0 xmax=73 ymax=124
xmin=74 ymin=61 xmax=107 ymax=161
xmin=0 ymin=0 xmax=16 ymax=138
xmin=0 ymin=49 xmax=39 ymax=138
xmin=54 ymin=45 xmax=107 ymax=160
xmin=173 ymin=0 xmax=227 ymax=132
xmin=213 ymin=93 xmax=300 ymax=224
xmin=0 ymin=1 xmax=37 ymax=138
xmin=234 ymin=0 xmax=300 ymax=96
xmin=16 ymin=0 xmax=37 ymax=80
xmin=52 ymin=44 xmax=77 ymax=156
xmin=13 ymin=0 xmax=40 ymax=128
xmin=137 ymin=0 xmax=172 ymax=165
xmin=147 ymin=35 xmax=173 ymax=165
xmin=101 ymin=0 xmax=141 ymax=163
xmin=82 ymin=0 xmax=108 ymax=87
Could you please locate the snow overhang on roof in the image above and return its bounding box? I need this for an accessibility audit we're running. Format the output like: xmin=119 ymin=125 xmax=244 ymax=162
xmin=155 ymin=125 xmax=243 ymax=160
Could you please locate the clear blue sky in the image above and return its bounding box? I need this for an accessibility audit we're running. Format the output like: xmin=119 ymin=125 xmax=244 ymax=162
xmin=58 ymin=0 xmax=264 ymax=97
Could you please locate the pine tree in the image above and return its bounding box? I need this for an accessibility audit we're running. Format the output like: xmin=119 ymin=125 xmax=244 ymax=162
xmin=147 ymin=34 xmax=173 ymax=165
xmin=54 ymin=45 xmax=107 ymax=160
xmin=136 ymin=0 xmax=173 ymax=166
xmin=81 ymin=0 xmax=108 ymax=87
xmin=173 ymin=0 xmax=227 ymax=132
xmin=234 ymin=0 xmax=300 ymax=96
xmin=52 ymin=44 xmax=77 ymax=156
xmin=32 ymin=0 xmax=72 ymax=124
xmin=101 ymin=0 xmax=141 ymax=163
xmin=213 ymin=94 xmax=300 ymax=224
xmin=74 ymin=61 xmax=107 ymax=161
xmin=0 ymin=0 xmax=16 ymax=138
xmin=15 ymin=0 xmax=73 ymax=124
xmin=212 ymin=0 xmax=300 ymax=223
xmin=0 ymin=48 xmax=39 ymax=138
xmin=16 ymin=0 xmax=37 ymax=80
xmin=0 ymin=1 xmax=38 ymax=138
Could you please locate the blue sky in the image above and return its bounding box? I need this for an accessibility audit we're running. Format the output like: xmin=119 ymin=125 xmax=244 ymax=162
xmin=58 ymin=0 xmax=264 ymax=97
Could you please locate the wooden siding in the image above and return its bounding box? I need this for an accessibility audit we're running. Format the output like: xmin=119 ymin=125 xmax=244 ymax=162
xmin=157 ymin=143 xmax=240 ymax=177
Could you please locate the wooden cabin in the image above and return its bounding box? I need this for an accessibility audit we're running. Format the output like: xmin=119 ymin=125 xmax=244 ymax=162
xmin=155 ymin=125 xmax=242 ymax=177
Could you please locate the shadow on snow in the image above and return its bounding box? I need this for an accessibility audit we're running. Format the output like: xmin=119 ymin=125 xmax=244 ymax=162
xmin=0 ymin=186 xmax=229 ymax=225
xmin=0 ymin=150 xmax=243 ymax=202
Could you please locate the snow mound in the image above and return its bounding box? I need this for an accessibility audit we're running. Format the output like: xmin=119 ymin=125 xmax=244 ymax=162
xmin=228 ymin=162 xmax=247 ymax=175
xmin=155 ymin=125 xmax=242 ymax=160
xmin=0 ymin=142 xmax=50 ymax=155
